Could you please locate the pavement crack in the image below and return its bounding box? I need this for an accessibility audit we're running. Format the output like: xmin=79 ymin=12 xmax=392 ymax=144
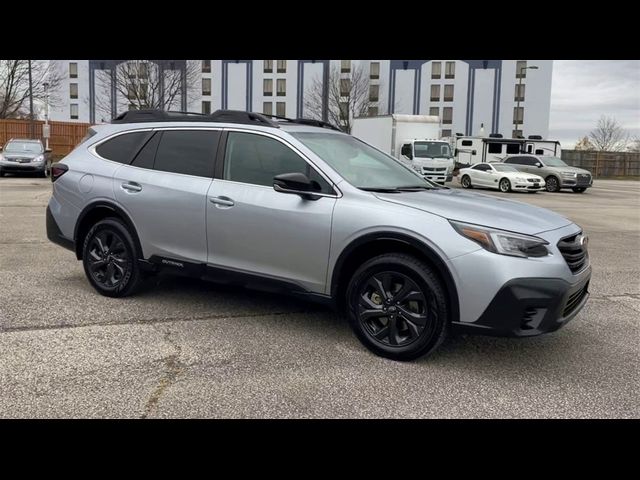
xmin=141 ymin=329 xmax=184 ymax=419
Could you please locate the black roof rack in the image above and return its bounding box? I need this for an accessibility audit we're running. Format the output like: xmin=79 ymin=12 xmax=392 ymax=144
xmin=111 ymin=109 xmax=279 ymax=128
xmin=260 ymin=113 xmax=343 ymax=132
xmin=488 ymin=133 xmax=503 ymax=138
xmin=528 ymin=135 xmax=543 ymax=140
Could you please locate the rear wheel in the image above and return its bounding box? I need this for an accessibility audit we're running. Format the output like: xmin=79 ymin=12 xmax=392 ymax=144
xmin=572 ymin=187 xmax=586 ymax=193
xmin=499 ymin=178 xmax=511 ymax=193
xmin=346 ymin=253 xmax=449 ymax=361
xmin=545 ymin=176 xmax=560 ymax=192
xmin=460 ymin=175 xmax=472 ymax=189
xmin=82 ymin=218 xmax=142 ymax=297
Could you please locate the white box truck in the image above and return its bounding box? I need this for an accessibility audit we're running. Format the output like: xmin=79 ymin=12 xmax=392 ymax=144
xmin=351 ymin=114 xmax=454 ymax=184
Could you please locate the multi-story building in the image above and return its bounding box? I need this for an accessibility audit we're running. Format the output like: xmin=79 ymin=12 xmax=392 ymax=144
xmin=48 ymin=60 xmax=553 ymax=138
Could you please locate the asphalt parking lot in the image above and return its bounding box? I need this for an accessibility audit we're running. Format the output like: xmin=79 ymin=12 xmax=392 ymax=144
xmin=1 ymin=176 xmax=638 ymax=418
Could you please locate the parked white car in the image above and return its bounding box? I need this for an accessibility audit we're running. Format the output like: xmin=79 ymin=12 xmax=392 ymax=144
xmin=458 ymin=162 xmax=545 ymax=193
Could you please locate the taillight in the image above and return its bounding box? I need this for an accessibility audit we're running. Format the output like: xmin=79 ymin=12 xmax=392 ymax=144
xmin=51 ymin=163 xmax=68 ymax=182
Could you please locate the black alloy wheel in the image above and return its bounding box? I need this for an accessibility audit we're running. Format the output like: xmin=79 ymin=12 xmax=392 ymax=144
xmin=546 ymin=176 xmax=560 ymax=192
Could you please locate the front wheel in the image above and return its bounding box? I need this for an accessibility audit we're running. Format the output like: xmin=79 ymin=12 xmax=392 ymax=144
xmin=545 ymin=176 xmax=560 ymax=192
xmin=572 ymin=187 xmax=587 ymax=193
xmin=346 ymin=253 xmax=449 ymax=361
xmin=82 ymin=217 xmax=143 ymax=297
xmin=499 ymin=178 xmax=511 ymax=193
xmin=460 ymin=175 xmax=472 ymax=189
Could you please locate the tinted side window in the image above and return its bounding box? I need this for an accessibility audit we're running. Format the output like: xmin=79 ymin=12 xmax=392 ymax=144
xmin=474 ymin=164 xmax=490 ymax=171
xmin=506 ymin=143 xmax=520 ymax=154
xmin=505 ymin=156 xmax=522 ymax=165
xmin=131 ymin=132 xmax=161 ymax=169
xmin=461 ymin=140 xmax=473 ymax=146
xmin=95 ymin=131 xmax=150 ymax=164
xmin=487 ymin=143 xmax=502 ymax=154
xmin=223 ymin=132 xmax=333 ymax=193
xmin=154 ymin=130 xmax=219 ymax=177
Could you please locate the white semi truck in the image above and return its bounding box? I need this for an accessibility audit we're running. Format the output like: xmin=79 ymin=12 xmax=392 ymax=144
xmin=351 ymin=114 xmax=454 ymax=184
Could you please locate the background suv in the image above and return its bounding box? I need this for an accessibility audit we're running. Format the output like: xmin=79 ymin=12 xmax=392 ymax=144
xmin=502 ymin=154 xmax=593 ymax=193
xmin=0 ymin=138 xmax=52 ymax=177
xmin=46 ymin=110 xmax=591 ymax=361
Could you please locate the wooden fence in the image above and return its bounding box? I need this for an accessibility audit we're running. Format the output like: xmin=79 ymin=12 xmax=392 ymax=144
xmin=0 ymin=118 xmax=91 ymax=159
xmin=561 ymin=150 xmax=640 ymax=177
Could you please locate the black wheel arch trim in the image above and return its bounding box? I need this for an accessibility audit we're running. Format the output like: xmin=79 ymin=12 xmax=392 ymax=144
xmin=73 ymin=201 xmax=144 ymax=260
xmin=330 ymin=231 xmax=460 ymax=323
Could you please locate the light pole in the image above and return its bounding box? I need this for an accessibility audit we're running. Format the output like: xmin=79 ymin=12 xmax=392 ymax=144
xmin=28 ymin=60 xmax=35 ymax=138
xmin=515 ymin=64 xmax=538 ymax=137
xmin=43 ymin=81 xmax=50 ymax=150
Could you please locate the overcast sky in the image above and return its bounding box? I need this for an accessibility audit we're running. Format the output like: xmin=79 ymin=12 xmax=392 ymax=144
xmin=549 ymin=60 xmax=640 ymax=148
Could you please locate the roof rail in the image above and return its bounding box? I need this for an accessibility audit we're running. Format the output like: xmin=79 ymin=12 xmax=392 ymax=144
xmin=488 ymin=133 xmax=503 ymax=138
xmin=528 ymin=135 xmax=543 ymax=140
xmin=111 ymin=109 xmax=280 ymax=128
xmin=261 ymin=113 xmax=343 ymax=132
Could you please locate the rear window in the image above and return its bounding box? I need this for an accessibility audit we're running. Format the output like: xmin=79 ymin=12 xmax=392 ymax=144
xmin=95 ymin=131 xmax=150 ymax=164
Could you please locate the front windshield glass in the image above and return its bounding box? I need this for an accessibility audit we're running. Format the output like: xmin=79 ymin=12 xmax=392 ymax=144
xmin=492 ymin=164 xmax=519 ymax=172
xmin=291 ymin=132 xmax=434 ymax=190
xmin=4 ymin=141 xmax=43 ymax=154
xmin=542 ymin=156 xmax=568 ymax=167
xmin=414 ymin=141 xmax=451 ymax=158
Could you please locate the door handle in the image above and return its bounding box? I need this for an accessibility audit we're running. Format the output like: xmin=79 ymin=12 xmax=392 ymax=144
xmin=209 ymin=196 xmax=234 ymax=207
xmin=121 ymin=182 xmax=142 ymax=193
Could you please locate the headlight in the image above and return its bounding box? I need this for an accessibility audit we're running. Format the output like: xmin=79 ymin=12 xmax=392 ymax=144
xmin=561 ymin=171 xmax=577 ymax=177
xmin=449 ymin=220 xmax=550 ymax=258
xmin=32 ymin=155 xmax=44 ymax=163
xmin=515 ymin=177 xmax=527 ymax=182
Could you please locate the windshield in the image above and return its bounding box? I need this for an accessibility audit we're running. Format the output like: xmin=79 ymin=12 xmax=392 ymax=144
xmin=291 ymin=132 xmax=435 ymax=190
xmin=542 ymin=156 xmax=568 ymax=167
xmin=492 ymin=164 xmax=519 ymax=172
xmin=414 ymin=141 xmax=452 ymax=158
xmin=4 ymin=141 xmax=43 ymax=154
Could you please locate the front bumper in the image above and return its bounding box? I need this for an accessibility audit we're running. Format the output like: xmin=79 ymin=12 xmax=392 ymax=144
xmin=561 ymin=175 xmax=593 ymax=188
xmin=0 ymin=161 xmax=45 ymax=173
xmin=453 ymin=271 xmax=591 ymax=337
xmin=512 ymin=179 xmax=546 ymax=191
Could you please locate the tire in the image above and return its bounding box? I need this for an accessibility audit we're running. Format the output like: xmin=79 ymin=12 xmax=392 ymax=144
xmin=82 ymin=217 xmax=143 ymax=297
xmin=572 ymin=187 xmax=586 ymax=193
xmin=499 ymin=178 xmax=511 ymax=193
xmin=0 ymin=170 xmax=4 ymax=177
xmin=460 ymin=175 xmax=472 ymax=189
xmin=545 ymin=176 xmax=560 ymax=192
xmin=346 ymin=253 xmax=449 ymax=361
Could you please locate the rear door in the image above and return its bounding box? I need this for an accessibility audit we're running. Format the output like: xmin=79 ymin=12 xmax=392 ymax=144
xmin=112 ymin=128 xmax=219 ymax=263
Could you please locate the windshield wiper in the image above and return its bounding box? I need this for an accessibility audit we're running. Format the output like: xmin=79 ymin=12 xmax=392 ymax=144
xmin=359 ymin=187 xmax=405 ymax=193
xmin=394 ymin=185 xmax=436 ymax=191
xmin=360 ymin=185 xmax=436 ymax=193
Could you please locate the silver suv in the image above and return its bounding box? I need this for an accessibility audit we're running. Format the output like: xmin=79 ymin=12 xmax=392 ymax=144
xmin=46 ymin=110 xmax=591 ymax=361
xmin=0 ymin=138 xmax=53 ymax=177
xmin=502 ymin=154 xmax=593 ymax=193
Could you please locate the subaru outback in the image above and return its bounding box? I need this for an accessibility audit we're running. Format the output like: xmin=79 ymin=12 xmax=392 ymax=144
xmin=46 ymin=110 xmax=591 ymax=361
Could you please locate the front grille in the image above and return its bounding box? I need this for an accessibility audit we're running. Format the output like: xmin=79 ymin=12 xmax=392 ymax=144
xmin=423 ymin=167 xmax=446 ymax=172
xmin=563 ymin=283 xmax=589 ymax=317
xmin=557 ymin=233 xmax=588 ymax=274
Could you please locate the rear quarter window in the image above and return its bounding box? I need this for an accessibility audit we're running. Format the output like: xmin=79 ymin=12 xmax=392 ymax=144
xmin=95 ymin=131 xmax=151 ymax=164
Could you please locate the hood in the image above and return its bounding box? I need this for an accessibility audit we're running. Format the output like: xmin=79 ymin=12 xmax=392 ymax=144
xmin=546 ymin=165 xmax=591 ymax=174
xmin=2 ymin=151 xmax=40 ymax=159
xmin=374 ymin=189 xmax=572 ymax=235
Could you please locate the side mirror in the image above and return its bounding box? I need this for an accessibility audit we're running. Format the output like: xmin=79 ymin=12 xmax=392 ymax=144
xmin=472 ymin=150 xmax=477 ymax=155
xmin=273 ymin=172 xmax=321 ymax=200
xmin=535 ymin=162 xmax=542 ymax=167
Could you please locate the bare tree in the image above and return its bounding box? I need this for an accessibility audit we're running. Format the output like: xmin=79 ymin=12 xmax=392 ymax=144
xmin=0 ymin=60 xmax=63 ymax=118
xmin=304 ymin=63 xmax=379 ymax=133
xmin=588 ymin=115 xmax=629 ymax=152
xmin=94 ymin=60 xmax=201 ymax=120
xmin=627 ymin=137 xmax=640 ymax=153
xmin=574 ymin=136 xmax=595 ymax=151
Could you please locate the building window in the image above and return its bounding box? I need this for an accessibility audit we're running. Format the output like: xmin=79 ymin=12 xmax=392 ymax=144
xmin=370 ymin=62 xmax=380 ymax=79
xmin=341 ymin=60 xmax=351 ymax=73
xmin=202 ymin=60 xmax=211 ymax=73
xmin=276 ymin=79 xmax=286 ymax=96
xmin=368 ymin=106 xmax=378 ymax=116
xmin=127 ymin=85 xmax=136 ymax=100
xmin=70 ymin=104 xmax=79 ymax=119
xmin=339 ymin=102 xmax=348 ymax=121
xmin=340 ymin=78 xmax=351 ymax=97
xmin=276 ymin=102 xmax=286 ymax=117
xmin=264 ymin=79 xmax=273 ymax=96
xmin=442 ymin=129 xmax=452 ymax=137
xmin=513 ymin=106 xmax=524 ymax=123
xmin=202 ymin=78 xmax=211 ymax=96
xmin=69 ymin=83 xmax=78 ymax=99
xmin=515 ymin=84 xmax=525 ymax=102
xmin=264 ymin=60 xmax=273 ymax=73
xmin=512 ymin=129 xmax=523 ymax=138
xmin=369 ymin=84 xmax=379 ymax=102
xmin=431 ymin=62 xmax=441 ymax=79
xmin=202 ymin=101 xmax=211 ymax=114
xmin=516 ymin=60 xmax=527 ymax=78
xmin=430 ymin=84 xmax=440 ymax=102
xmin=263 ymin=102 xmax=273 ymax=115
xmin=444 ymin=84 xmax=454 ymax=102
xmin=429 ymin=107 xmax=439 ymax=116
xmin=442 ymin=107 xmax=452 ymax=124
xmin=277 ymin=60 xmax=286 ymax=73
xmin=445 ymin=62 xmax=455 ymax=79
xmin=138 ymin=63 xmax=148 ymax=79
xmin=69 ymin=62 xmax=78 ymax=79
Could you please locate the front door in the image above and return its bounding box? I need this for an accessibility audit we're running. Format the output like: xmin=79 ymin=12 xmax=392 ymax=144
xmin=206 ymin=130 xmax=337 ymax=293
